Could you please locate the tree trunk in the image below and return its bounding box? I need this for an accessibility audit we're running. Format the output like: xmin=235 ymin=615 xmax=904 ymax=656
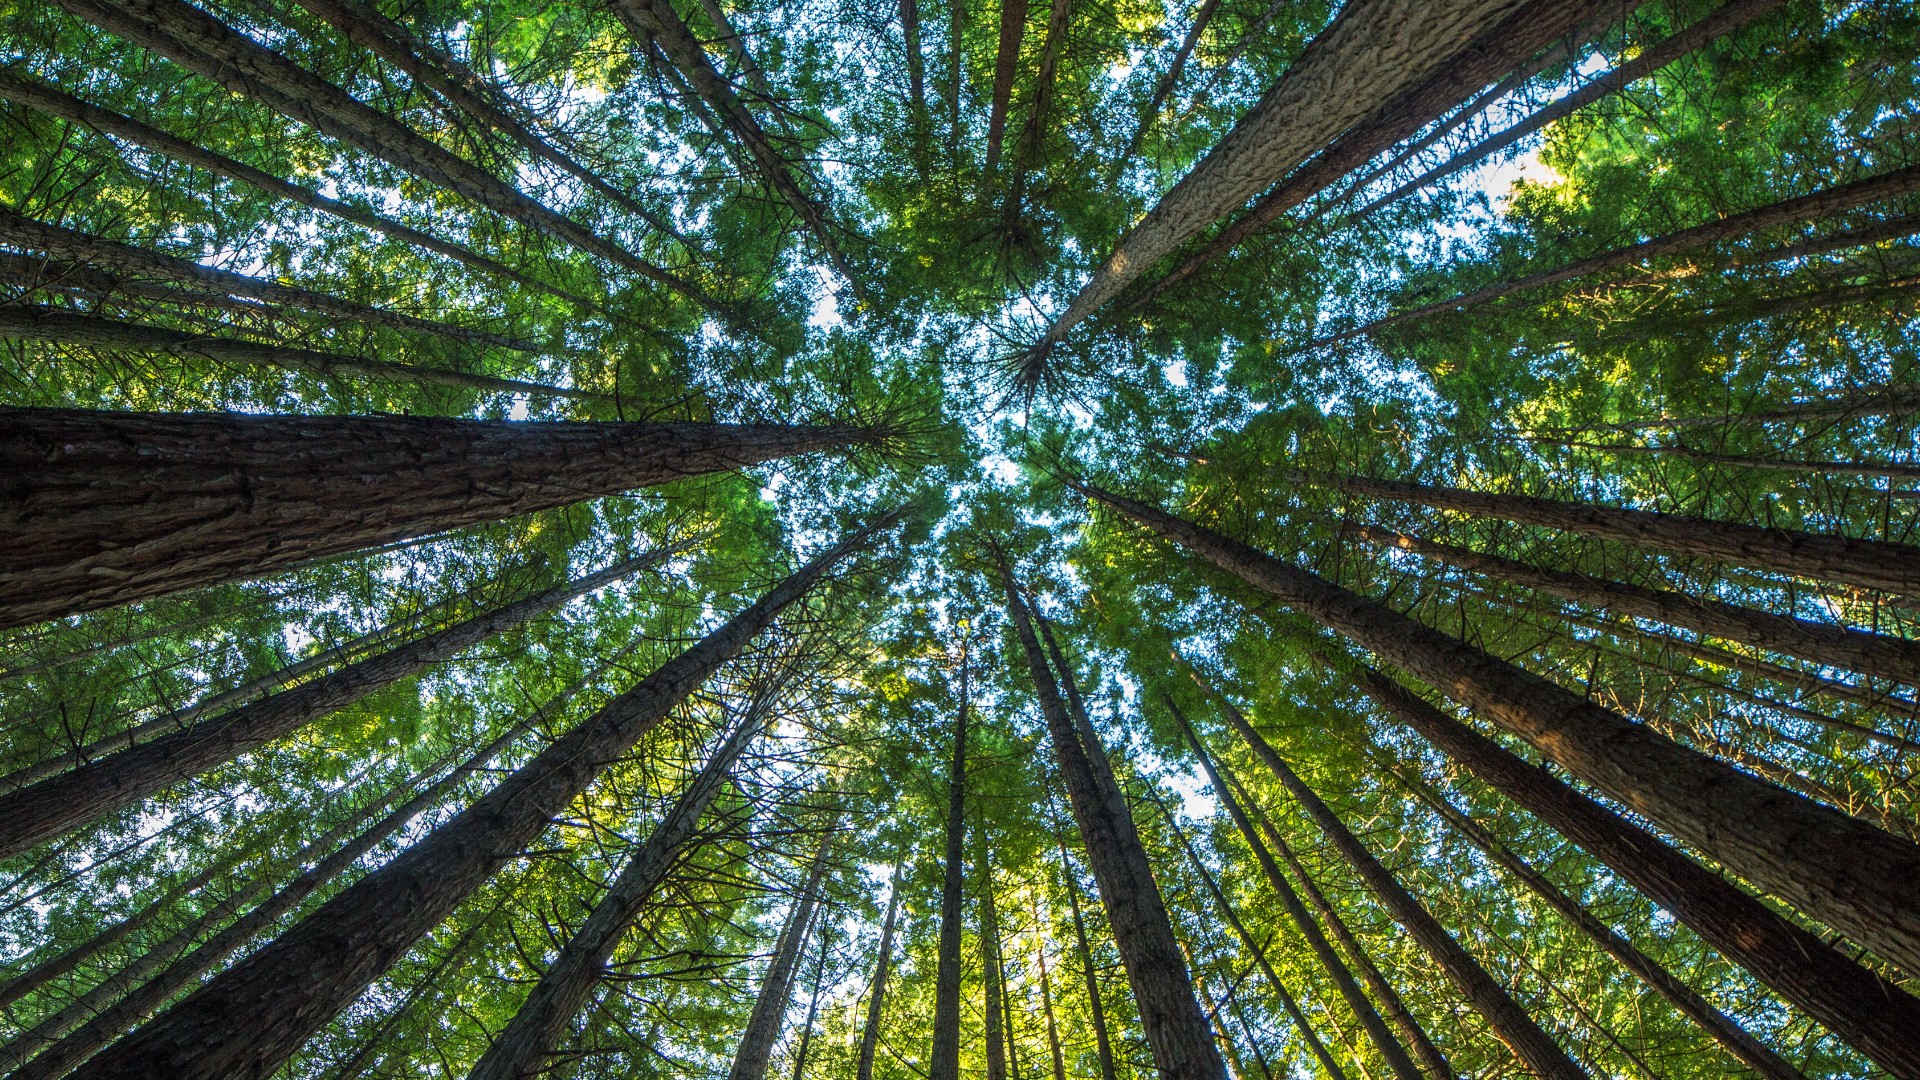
xmin=789 ymin=930 xmax=830 ymax=1080
xmin=65 ymin=516 xmax=889 ymax=1080
xmin=984 ymin=0 xmax=1028 ymax=171
xmin=1589 ymin=384 xmax=1920 ymax=434
xmin=1209 ymin=702 xmax=1587 ymax=1080
xmin=999 ymin=566 xmax=1227 ymax=1079
xmin=854 ymin=868 xmax=902 ymax=1080
xmin=1121 ymin=0 xmax=1226 ymax=164
xmin=999 ymin=0 xmax=1069 ymax=228
xmin=0 ymin=71 xmax=597 ymax=307
xmin=1313 ymin=472 xmax=1920 ymax=595
xmin=1034 ymin=929 xmax=1069 ymax=1080
xmin=1349 ymin=523 xmax=1920 ymax=684
xmin=928 ymin=658 xmax=969 ymax=1080
xmin=730 ymin=831 xmax=836 ymax=1080
xmin=947 ymin=0 xmax=966 ymax=148
xmin=48 ymin=0 xmax=712 ymax=308
xmin=1535 ymin=436 xmax=1920 ymax=483
xmin=980 ymin=836 xmax=1010 ymax=1080
xmin=901 ymin=0 xmax=929 ymax=121
xmin=1357 ymin=0 xmax=1790 ymax=218
xmin=0 ymin=305 xmax=586 ymax=400
xmin=695 ymin=0 xmax=776 ymax=99
xmin=1077 ymin=480 xmax=1920 ymax=992
xmin=0 ymin=407 xmax=876 ymax=628
xmin=1166 ymin=698 xmax=1428 ymax=1080
xmin=0 ymin=547 xmax=679 ymax=860
xmin=1375 ymin=750 xmax=1809 ymax=1080
xmin=0 ymin=206 xmax=533 ymax=350
xmin=1028 ymin=0 xmax=1542 ymax=356
xmin=1058 ymin=841 xmax=1119 ymax=1080
xmin=1349 ymin=665 xmax=1920 ymax=1078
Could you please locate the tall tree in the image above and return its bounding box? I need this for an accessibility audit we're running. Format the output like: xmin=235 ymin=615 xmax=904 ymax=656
xmin=854 ymin=866 xmax=903 ymax=1080
xmin=729 ymin=830 xmax=837 ymax=1080
xmin=928 ymin=655 xmax=970 ymax=1080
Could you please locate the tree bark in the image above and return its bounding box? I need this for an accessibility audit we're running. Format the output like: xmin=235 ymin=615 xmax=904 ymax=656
xmin=0 ymin=407 xmax=876 ymax=628
xmin=65 ymin=515 xmax=890 ymax=1080
xmin=1000 ymin=0 xmax=1070 ymax=227
xmin=1209 ymin=703 xmax=1587 ymax=1080
xmin=1349 ymin=666 xmax=1920 ymax=1078
xmin=1312 ymin=472 xmax=1920 ymax=595
xmin=0 ymin=71 xmax=598 ymax=307
xmin=999 ymin=565 xmax=1227 ymax=1079
xmin=929 ymin=658 xmax=969 ymax=1080
xmin=1349 ymin=523 xmax=1920 ymax=684
xmin=0 ymin=547 xmax=680 ymax=860
xmin=1057 ymin=841 xmax=1118 ymax=1080
xmin=980 ymin=836 xmax=1010 ymax=1080
xmin=984 ymin=0 xmax=1029 ymax=171
xmin=854 ymin=867 xmax=902 ymax=1080
xmin=0 ymin=305 xmax=586 ymax=400
xmin=1076 ymin=480 xmax=1920 ymax=991
xmin=1167 ymin=698 xmax=1429 ymax=1080
xmin=729 ymin=831 xmax=836 ymax=1080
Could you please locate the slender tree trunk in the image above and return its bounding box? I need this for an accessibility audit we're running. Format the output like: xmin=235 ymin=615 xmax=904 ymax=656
xmin=1206 ymin=704 xmax=1587 ymax=1080
xmin=980 ymin=837 xmax=1010 ymax=1080
xmin=1349 ymin=523 xmax=1920 ymax=684
xmin=1166 ymin=699 xmax=1428 ymax=1080
xmin=1028 ymin=0 xmax=1545 ymax=356
xmin=730 ymin=831 xmax=836 ymax=1080
xmin=1058 ymin=841 xmax=1119 ymax=1080
xmin=0 ymin=305 xmax=584 ymax=399
xmin=1347 ymin=665 xmax=1920 ymax=1078
xmin=1588 ymin=384 xmax=1920 ymax=434
xmin=1358 ymin=0 xmax=1790 ymax=218
xmin=1077 ymin=480 xmax=1920 ymax=993
xmin=0 ymin=547 xmax=679 ymax=860
xmin=947 ymin=0 xmax=966 ymax=148
xmin=695 ymin=0 xmax=776 ymax=99
xmin=66 ymin=516 xmax=890 ymax=1080
xmin=48 ymin=0 xmax=713 ymax=308
xmin=854 ymin=868 xmax=902 ymax=1080
xmin=789 ymin=931 xmax=830 ymax=1080
xmin=999 ymin=0 xmax=1069 ymax=228
xmin=0 ymin=407 xmax=877 ymax=628
xmin=984 ymin=0 xmax=1027 ymax=171
xmin=1034 ymin=928 xmax=1069 ymax=1080
xmin=0 ymin=206 xmax=532 ymax=350
xmin=1312 ymin=472 xmax=1920 ymax=595
xmin=901 ymin=0 xmax=929 ymax=121
xmin=1121 ymin=0 xmax=1226 ymax=164
xmin=0 ymin=71 xmax=597 ymax=307
xmin=1535 ymin=436 xmax=1920 ymax=482
xmin=998 ymin=565 xmax=1227 ymax=1079
xmin=928 ymin=658 xmax=970 ymax=1080
xmin=1375 ymin=751 xmax=1808 ymax=1080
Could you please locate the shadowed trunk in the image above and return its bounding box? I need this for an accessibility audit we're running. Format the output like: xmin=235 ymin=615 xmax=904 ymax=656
xmin=929 ymin=658 xmax=970 ymax=1080
xmin=1035 ymin=927 xmax=1069 ymax=1080
xmin=696 ymin=0 xmax=776 ymax=98
xmin=0 ymin=407 xmax=874 ymax=628
xmin=1121 ymin=0 xmax=1226 ymax=163
xmin=902 ymin=0 xmax=929 ymax=121
xmin=65 ymin=515 xmax=891 ymax=1080
xmin=855 ymin=868 xmax=903 ymax=1080
xmin=985 ymin=0 xmax=1029 ymax=170
xmin=789 ymin=931 xmax=830 ymax=1080
xmin=730 ymin=831 xmax=836 ymax=1080
xmin=1058 ymin=841 xmax=1118 ymax=1080
xmin=1582 ymin=385 xmax=1920 ymax=434
xmin=980 ymin=837 xmax=1010 ymax=1080
xmin=1002 ymin=0 xmax=1071 ymax=224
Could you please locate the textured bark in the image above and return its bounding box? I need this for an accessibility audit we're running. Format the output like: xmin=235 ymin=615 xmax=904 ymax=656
xmin=1359 ymin=0 xmax=1790 ymax=217
xmin=1057 ymin=844 xmax=1118 ymax=1080
xmin=854 ymin=870 xmax=902 ymax=1080
xmin=47 ymin=0 xmax=711 ymax=307
xmin=1215 ymin=705 xmax=1586 ymax=1080
xmin=1168 ymin=699 xmax=1427 ymax=1080
xmin=729 ymin=832 xmax=835 ymax=1080
xmin=66 ymin=517 xmax=888 ymax=1080
xmin=0 ymin=407 xmax=872 ymax=628
xmin=1332 ymin=162 xmax=1920 ymax=345
xmin=0 ymin=207 xmax=532 ymax=350
xmin=928 ymin=661 xmax=969 ymax=1080
xmin=1000 ymin=570 xmax=1226 ymax=1080
xmin=979 ymin=837 xmax=1010 ymax=1080
xmin=0 ymin=548 xmax=677 ymax=861
xmin=1141 ymin=0 xmax=1619 ymax=305
xmin=1032 ymin=0 xmax=1536 ymax=350
xmin=1315 ymin=472 xmax=1920 ymax=596
xmin=1077 ymin=482 xmax=1920 ymax=998
xmin=0 ymin=305 xmax=585 ymax=399
xmin=984 ymin=0 xmax=1029 ymax=170
xmin=1378 ymin=755 xmax=1809 ymax=1080
xmin=1352 ymin=668 xmax=1920 ymax=1078
xmin=1350 ymin=523 xmax=1920 ymax=684
xmin=0 ymin=70 xmax=597 ymax=306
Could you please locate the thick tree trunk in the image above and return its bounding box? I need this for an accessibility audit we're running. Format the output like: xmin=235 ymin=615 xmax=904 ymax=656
xmin=1077 ymin=480 xmax=1920 ymax=989
xmin=1211 ymin=704 xmax=1587 ymax=1080
xmin=1351 ymin=667 xmax=1920 ymax=1078
xmin=1030 ymin=0 xmax=1538 ymax=354
xmin=1376 ymin=752 xmax=1809 ymax=1080
xmin=729 ymin=832 xmax=836 ymax=1080
xmin=1313 ymin=472 xmax=1920 ymax=595
xmin=929 ymin=661 xmax=969 ymax=1080
xmin=0 ymin=547 xmax=678 ymax=860
xmin=0 ymin=71 xmax=596 ymax=307
xmin=1358 ymin=0 xmax=1790 ymax=218
xmin=980 ymin=837 xmax=1010 ymax=1080
xmin=984 ymin=0 xmax=1028 ymax=170
xmin=0 ymin=407 xmax=875 ymax=628
xmin=1167 ymin=698 xmax=1428 ymax=1080
xmin=854 ymin=869 xmax=902 ymax=1080
xmin=1058 ymin=843 xmax=1119 ymax=1080
xmin=48 ymin=0 xmax=712 ymax=308
xmin=65 ymin=517 xmax=888 ymax=1080
xmin=999 ymin=568 xmax=1227 ymax=1079
xmin=0 ymin=306 xmax=584 ymax=399
xmin=0 ymin=207 xmax=532 ymax=350
xmin=1350 ymin=523 xmax=1920 ymax=684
